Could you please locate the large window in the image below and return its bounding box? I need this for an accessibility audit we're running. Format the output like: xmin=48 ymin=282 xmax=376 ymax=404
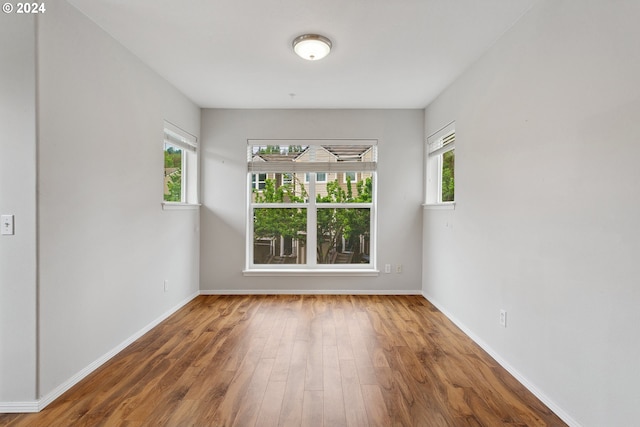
xmin=163 ymin=121 xmax=198 ymax=205
xmin=426 ymin=122 xmax=455 ymax=204
xmin=247 ymin=140 xmax=377 ymax=271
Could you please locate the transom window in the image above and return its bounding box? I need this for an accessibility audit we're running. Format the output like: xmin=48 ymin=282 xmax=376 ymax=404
xmin=247 ymin=140 xmax=377 ymax=271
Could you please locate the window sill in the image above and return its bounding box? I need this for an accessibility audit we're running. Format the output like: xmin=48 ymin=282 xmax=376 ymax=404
xmin=423 ymin=202 xmax=455 ymax=210
xmin=162 ymin=202 xmax=201 ymax=211
xmin=243 ymin=269 xmax=379 ymax=277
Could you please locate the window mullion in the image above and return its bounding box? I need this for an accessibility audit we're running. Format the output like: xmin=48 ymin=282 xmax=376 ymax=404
xmin=307 ymin=173 xmax=317 ymax=267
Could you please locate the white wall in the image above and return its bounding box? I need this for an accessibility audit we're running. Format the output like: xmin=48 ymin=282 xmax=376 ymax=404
xmin=422 ymin=1 xmax=640 ymax=425
xmin=0 ymin=15 xmax=37 ymax=405
xmin=36 ymin=1 xmax=200 ymax=398
xmin=201 ymin=109 xmax=423 ymax=293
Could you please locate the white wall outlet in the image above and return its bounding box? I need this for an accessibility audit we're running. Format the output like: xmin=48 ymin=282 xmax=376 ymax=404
xmin=499 ymin=309 xmax=507 ymax=327
xmin=164 ymin=279 xmax=169 ymax=292
xmin=1 ymin=215 xmax=14 ymax=235
xmin=384 ymin=264 xmax=391 ymax=274
xmin=396 ymin=264 xmax=403 ymax=273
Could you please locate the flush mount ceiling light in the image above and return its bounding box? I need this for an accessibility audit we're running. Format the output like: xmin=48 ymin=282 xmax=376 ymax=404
xmin=292 ymin=34 xmax=332 ymax=61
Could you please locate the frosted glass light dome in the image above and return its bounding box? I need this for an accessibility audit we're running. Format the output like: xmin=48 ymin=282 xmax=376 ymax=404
xmin=292 ymin=34 xmax=332 ymax=61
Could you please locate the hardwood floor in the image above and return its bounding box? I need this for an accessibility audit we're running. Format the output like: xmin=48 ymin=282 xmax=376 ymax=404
xmin=0 ymin=295 xmax=566 ymax=426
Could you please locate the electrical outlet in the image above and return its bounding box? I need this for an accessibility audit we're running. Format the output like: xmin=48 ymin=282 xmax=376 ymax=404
xmin=164 ymin=279 xmax=169 ymax=292
xmin=396 ymin=264 xmax=403 ymax=273
xmin=384 ymin=264 xmax=391 ymax=274
xmin=499 ymin=310 xmax=507 ymax=327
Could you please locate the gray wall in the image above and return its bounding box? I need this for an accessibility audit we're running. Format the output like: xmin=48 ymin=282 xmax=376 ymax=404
xmin=200 ymin=109 xmax=423 ymax=293
xmin=35 ymin=1 xmax=201 ymax=399
xmin=422 ymin=1 xmax=640 ymax=425
xmin=0 ymin=14 xmax=37 ymax=404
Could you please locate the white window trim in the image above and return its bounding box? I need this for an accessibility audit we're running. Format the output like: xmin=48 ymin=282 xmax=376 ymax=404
xmin=246 ymin=139 xmax=377 ymax=274
xmin=163 ymin=121 xmax=199 ymax=207
xmin=425 ymin=121 xmax=455 ymax=206
xmin=243 ymin=269 xmax=379 ymax=276
xmin=162 ymin=202 xmax=201 ymax=210
xmin=422 ymin=202 xmax=455 ymax=210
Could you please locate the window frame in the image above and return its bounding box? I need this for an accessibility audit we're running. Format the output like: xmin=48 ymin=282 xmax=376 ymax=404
xmin=425 ymin=121 xmax=455 ymax=206
xmin=245 ymin=140 xmax=378 ymax=274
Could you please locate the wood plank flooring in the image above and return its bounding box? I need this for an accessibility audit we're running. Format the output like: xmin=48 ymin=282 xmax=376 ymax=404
xmin=0 ymin=295 xmax=566 ymax=426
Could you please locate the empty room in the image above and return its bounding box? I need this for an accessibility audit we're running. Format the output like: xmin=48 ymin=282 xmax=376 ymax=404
xmin=1 ymin=0 xmax=638 ymax=426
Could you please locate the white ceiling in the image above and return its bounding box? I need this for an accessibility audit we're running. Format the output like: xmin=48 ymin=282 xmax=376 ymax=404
xmin=66 ymin=0 xmax=537 ymax=109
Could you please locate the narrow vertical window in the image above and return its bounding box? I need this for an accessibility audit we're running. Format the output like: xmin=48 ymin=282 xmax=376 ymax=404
xmin=163 ymin=121 xmax=198 ymax=205
xmin=441 ymin=149 xmax=455 ymax=202
xmin=426 ymin=122 xmax=455 ymax=204
xmin=164 ymin=144 xmax=183 ymax=202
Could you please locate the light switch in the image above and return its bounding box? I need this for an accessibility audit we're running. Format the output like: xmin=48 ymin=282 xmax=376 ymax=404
xmin=1 ymin=215 xmax=14 ymax=235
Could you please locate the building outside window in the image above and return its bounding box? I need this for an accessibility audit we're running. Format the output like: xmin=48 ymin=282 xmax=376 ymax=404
xmin=252 ymin=173 xmax=267 ymax=190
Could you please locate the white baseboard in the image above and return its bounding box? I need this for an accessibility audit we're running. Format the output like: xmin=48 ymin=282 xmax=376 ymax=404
xmin=0 ymin=401 xmax=39 ymax=413
xmin=421 ymin=291 xmax=581 ymax=427
xmin=30 ymin=292 xmax=199 ymax=413
xmin=199 ymin=289 xmax=423 ymax=295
